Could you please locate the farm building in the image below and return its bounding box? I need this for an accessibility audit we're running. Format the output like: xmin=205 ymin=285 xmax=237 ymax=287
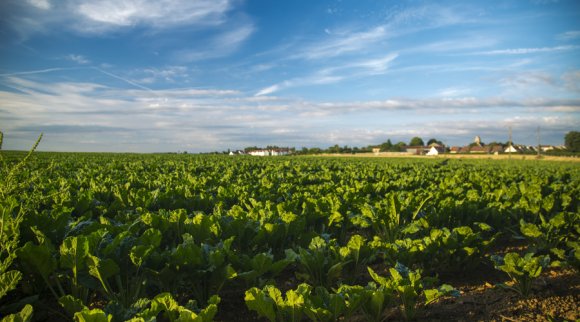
xmin=248 ymin=149 xmax=290 ymax=156
xmin=469 ymin=146 xmax=490 ymax=153
xmin=426 ymin=146 xmax=440 ymax=156
xmin=449 ymin=146 xmax=461 ymax=154
xmin=406 ymin=145 xmax=446 ymax=155
xmin=504 ymin=145 xmax=519 ymax=153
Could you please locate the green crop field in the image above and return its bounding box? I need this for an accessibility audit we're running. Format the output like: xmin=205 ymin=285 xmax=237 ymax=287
xmin=1 ymin=147 xmax=578 ymax=321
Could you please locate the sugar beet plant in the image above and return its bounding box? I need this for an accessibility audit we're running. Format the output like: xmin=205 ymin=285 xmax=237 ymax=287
xmin=491 ymin=252 xmax=551 ymax=297
xmin=245 ymin=263 xmax=458 ymax=322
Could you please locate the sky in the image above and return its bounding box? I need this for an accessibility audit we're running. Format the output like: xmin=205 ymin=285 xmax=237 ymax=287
xmin=0 ymin=0 xmax=579 ymax=152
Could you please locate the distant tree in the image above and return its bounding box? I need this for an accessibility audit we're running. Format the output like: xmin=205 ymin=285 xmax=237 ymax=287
xmin=487 ymin=141 xmax=501 ymax=147
xmin=380 ymin=139 xmax=393 ymax=151
xmin=328 ymin=144 xmax=340 ymax=153
xmin=409 ymin=137 xmax=424 ymax=146
xmin=565 ymin=131 xmax=580 ymax=152
xmin=340 ymin=145 xmax=352 ymax=153
xmin=394 ymin=141 xmax=407 ymax=151
xmin=427 ymin=138 xmax=443 ymax=146
xmin=469 ymin=141 xmax=485 ymax=147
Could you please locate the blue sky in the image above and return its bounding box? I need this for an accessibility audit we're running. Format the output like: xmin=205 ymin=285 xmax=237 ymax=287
xmin=0 ymin=0 xmax=579 ymax=152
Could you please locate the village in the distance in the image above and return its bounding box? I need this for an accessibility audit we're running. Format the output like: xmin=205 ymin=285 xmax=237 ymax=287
xmin=221 ymin=132 xmax=576 ymax=157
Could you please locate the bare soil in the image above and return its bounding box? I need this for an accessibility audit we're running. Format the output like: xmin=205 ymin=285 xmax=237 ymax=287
xmin=422 ymin=266 xmax=579 ymax=322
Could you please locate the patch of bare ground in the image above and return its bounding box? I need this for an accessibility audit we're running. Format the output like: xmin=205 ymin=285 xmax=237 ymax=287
xmin=422 ymin=267 xmax=579 ymax=322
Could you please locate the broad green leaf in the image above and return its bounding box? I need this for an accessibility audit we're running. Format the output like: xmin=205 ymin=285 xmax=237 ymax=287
xmin=59 ymin=295 xmax=86 ymax=316
xmin=0 ymin=270 xmax=21 ymax=299
xmin=1 ymin=304 xmax=33 ymax=322
xmin=424 ymin=284 xmax=458 ymax=305
xmin=519 ymin=221 xmax=542 ymax=238
xmin=367 ymin=267 xmax=389 ymax=287
xmin=265 ymin=285 xmax=284 ymax=307
xmin=548 ymin=213 xmax=565 ymax=228
xmin=285 ymin=289 xmax=304 ymax=306
xmin=175 ymin=308 xmax=201 ymax=322
xmin=245 ymin=287 xmax=276 ymax=322
xmin=308 ymin=236 xmax=327 ymax=250
xmin=60 ymin=236 xmax=90 ymax=277
xmin=367 ymin=289 xmax=386 ymax=319
xmin=86 ymin=255 xmax=119 ymax=294
xmin=130 ymin=245 xmax=154 ymax=268
xmin=73 ymin=308 xmax=112 ymax=322
xmin=16 ymin=242 xmax=56 ymax=281
xmin=424 ymin=288 xmax=441 ymax=304
xmin=139 ymin=228 xmax=162 ymax=248
xmin=197 ymin=295 xmax=220 ymax=321
xmin=145 ymin=292 xmax=181 ymax=321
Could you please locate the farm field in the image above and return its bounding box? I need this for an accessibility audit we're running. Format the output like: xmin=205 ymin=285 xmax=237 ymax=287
xmin=1 ymin=151 xmax=578 ymax=321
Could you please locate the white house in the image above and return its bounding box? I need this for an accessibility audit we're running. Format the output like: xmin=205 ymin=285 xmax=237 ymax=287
xmin=248 ymin=150 xmax=270 ymax=156
xmin=270 ymin=149 xmax=290 ymax=156
xmin=248 ymin=149 xmax=290 ymax=156
xmin=426 ymin=146 xmax=440 ymax=156
xmin=504 ymin=145 xmax=519 ymax=153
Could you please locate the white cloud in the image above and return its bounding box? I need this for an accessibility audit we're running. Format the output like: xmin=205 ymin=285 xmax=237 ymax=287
xmin=498 ymin=72 xmax=554 ymax=88
xmin=303 ymin=97 xmax=580 ymax=114
xmin=26 ymin=0 xmax=51 ymax=10
xmin=173 ymin=22 xmax=254 ymax=61
xmin=562 ymin=70 xmax=580 ymax=92
xmin=255 ymin=53 xmax=398 ymax=96
xmin=134 ymin=66 xmax=190 ymax=84
xmin=557 ymin=30 xmax=580 ymax=41
xmin=66 ymin=54 xmax=90 ymax=64
xmin=437 ymin=87 xmax=472 ymax=97
xmin=9 ymin=0 xmax=235 ymax=36
xmin=295 ymin=25 xmax=388 ymax=60
xmin=74 ymin=0 xmax=232 ymax=32
xmin=346 ymin=53 xmax=398 ymax=74
xmin=255 ymin=84 xmax=281 ymax=97
xmin=474 ymin=45 xmax=579 ymax=55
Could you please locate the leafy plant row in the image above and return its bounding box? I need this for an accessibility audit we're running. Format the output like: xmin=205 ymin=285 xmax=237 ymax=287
xmin=0 ymin=141 xmax=578 ymax=321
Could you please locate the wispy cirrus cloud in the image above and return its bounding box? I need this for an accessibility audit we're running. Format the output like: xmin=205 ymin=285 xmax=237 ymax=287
xmin=256 ymin=53 xmax=398 ymax=96
xmin=294 ymin=26 xmax=388 ymax=60
xmin=291 ymin=4 xmax=475 ymax=61
xmin=557 ymin=30 xmax=580 ymax=41
xmin=304 ymin=97 xmax=580 ymax=115
xmin=131 ymin=66 xmax=190 ymax=84
xmin=75 ymin=0 xmax=230 ymax=28
xmin=173 ymin=22 xmax=255 ymax=62
xmin=66 ymin=54 xmax=90 ymax=64
xmin=4 ymin=0 xmax=235 ymax=36
xmin=26 ymin=0 xmax=51 ymax=10
xmin=473 ymin=45 xmax=580 ymax=55
xmin=562 ymin=70 xmax=580 ymax=92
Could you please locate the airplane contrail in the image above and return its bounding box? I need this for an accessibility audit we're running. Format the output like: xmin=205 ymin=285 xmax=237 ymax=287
xmin=91 ymin=67 xmax=157 ymax=94
xmin=0 ymin=67 xmax=79 ymax=77
xmin=0 ymin=66 xmax=156 ymax=94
